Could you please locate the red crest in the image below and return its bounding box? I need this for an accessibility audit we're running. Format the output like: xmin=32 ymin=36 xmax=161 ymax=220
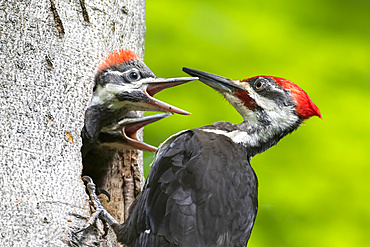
xmin=98 ymin=49 xmax=140 ymax=70
xmin=270 ymin=76 xmax=321 ymax=119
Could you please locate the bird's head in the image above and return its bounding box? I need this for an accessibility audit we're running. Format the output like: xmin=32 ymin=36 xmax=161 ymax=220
xmin=183 ymin=68 xmax=321 ymax=143
xmin=92 ymin=49 xmax=197 ymax=114
xmin=84 ymin=50 xmax=197 ymax=142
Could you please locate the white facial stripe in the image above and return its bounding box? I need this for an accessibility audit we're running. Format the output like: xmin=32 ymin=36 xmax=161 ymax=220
xmin=201 ymin=85 xmax=299 ymax=147
xmin=105 ymin=70 xmax=125 ymax=76
xmin=89 ymin=84 xmax=141 ymax=108
xmin=95 ymin=84 xmax=121 ymax=103
xmin=217 ymin=81 xmax=299 ymax=146
xmin=89 ymin=94 xmax=103 ymax=107
xmin=105 ymin=70 xmax=173 ymax=87
xmin=243 ymin=82 xmax=299 ymax=132
xmin=241 ymin=82 xmax=278 ymax=110
xmin=105 ymin=83 xmax=140 ymax=93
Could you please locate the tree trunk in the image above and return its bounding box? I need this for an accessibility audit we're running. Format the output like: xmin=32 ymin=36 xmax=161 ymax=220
xmin=0 ymin=0 xmax=145 ymax=246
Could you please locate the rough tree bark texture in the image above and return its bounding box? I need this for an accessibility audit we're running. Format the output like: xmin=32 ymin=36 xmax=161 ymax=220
xmin=0 ymin=0 xmax=145 ymax=246
xmin=98 ymin=149 xmax=143 ymax=224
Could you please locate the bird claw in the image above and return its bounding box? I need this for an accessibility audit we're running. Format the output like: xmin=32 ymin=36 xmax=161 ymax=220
xmin=75 ymin=176 xmax=118 ymax=235
xmin=96 ymin=187 xmax=111 ymax=202
xmin=74 ymin=208 xmax=102 ymax=234
xmin=81 ymin=175 xmax=93 ymax=184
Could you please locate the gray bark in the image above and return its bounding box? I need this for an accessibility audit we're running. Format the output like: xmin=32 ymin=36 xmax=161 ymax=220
xmin=0 ymin=0 xmax=145 ymax=246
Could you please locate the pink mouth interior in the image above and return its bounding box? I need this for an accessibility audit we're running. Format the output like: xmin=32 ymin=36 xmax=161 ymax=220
xmin=123 ymin=116 xmax=165 ymax=141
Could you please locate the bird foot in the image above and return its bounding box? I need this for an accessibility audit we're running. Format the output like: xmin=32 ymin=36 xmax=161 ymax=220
xmin=96 ymin=187 xmax=111 ymax=202
xmin=75 ymin=176 xmax=118 ymax=235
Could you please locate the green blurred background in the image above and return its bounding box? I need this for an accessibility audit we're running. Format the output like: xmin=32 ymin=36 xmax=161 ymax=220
xmin=142 ymin=0 xmax=370 ymax=246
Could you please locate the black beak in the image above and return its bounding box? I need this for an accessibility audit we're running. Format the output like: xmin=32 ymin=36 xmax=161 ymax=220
xmin=139 ymin=77 xmax=198 ymax=115
xmin=182 ymin=68 xmax=244 ymax=92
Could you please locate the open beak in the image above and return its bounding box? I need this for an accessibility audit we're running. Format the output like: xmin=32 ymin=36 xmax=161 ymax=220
xmin=120 ymin=113 xmax=171 ymax=152
xmin=139 ymin=77 xmax=198 ymax=115
xmin=99 ymin=113 xmax=171 ymax=152
xmin=182 ymin=68 xmax=244 ymax=92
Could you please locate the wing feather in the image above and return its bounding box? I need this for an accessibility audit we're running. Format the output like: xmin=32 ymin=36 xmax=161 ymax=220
xmin=121 ymin=129 xmax=258 ymax=246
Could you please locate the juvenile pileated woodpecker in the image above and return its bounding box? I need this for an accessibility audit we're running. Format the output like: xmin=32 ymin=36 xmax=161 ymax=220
xmin=82 ymin=49 xmax=196 ymax=154
xmin=81 ymin=67 xmax=321 ymax=246
xmin=82 ymin=49 xmax=197 ymax=189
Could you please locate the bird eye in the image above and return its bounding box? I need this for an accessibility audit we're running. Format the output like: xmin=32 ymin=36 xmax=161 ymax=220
xmin=128 ymin=71 xmax=140 ymax=81
xmin=254 ymin=79 xmax=266 ymax=91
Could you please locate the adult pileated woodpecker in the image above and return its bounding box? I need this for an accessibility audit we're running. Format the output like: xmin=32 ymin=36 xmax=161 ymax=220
xmin=82 ymin=49 xmax=197 ymax=190
xmin=81 ymin=67 xmax=321 ymax=247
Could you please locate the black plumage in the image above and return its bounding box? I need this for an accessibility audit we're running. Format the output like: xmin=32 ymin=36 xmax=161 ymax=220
xmin=114 ymin=127 xmax=258 ymax=247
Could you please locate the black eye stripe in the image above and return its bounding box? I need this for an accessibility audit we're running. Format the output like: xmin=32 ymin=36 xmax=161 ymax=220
xmin=115 ymin=91 xmax=148 ymax=102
